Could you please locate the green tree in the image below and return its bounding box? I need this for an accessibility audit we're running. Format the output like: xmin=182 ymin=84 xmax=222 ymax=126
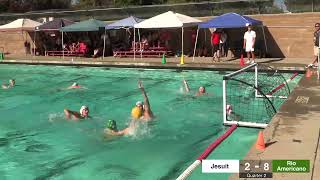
xmin=0 ymin=0 xmax=71 ymax=13
xmin=75 ymin=0 xmax=114 ymax=8
xmin=0 ymin=0 xmax=9 ymax=12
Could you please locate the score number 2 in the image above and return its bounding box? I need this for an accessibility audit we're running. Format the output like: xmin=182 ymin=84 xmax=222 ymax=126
xmin=245 ymin=162 xmax=270 ymax=171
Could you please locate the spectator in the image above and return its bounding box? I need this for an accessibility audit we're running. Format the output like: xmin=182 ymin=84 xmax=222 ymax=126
xmin=79 ymin=42 xmax=88 ymax=54
xmin=211 ymin=28 xmax=221 ymax=62
xmin=24 ymin=41 xmax=31 ymax=55
xmin=189 ymin=29 xmax=197 ymax=56
xmin=219 ymin=30 xmax=228 ymax=57
xmin=141 ymin=35 xmax=149 ymax=51
xmin=160 ymin=30 xmax=171 ymax=49
xmin=243 ymin=23 xmax=256 ymax=64
xmin=312 ymin=23 xmax=320 ymax=66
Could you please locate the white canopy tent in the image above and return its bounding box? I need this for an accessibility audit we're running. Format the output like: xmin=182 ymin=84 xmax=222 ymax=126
xmin=0 ymin=18 xmax=41 ymax=31
xmin=0 ymin=19 xmax=41 ymax=56
xmin=133 ymin=11 xmax=201 ymax=59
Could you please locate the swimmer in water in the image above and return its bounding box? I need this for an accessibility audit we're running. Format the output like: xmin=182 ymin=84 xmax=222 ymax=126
xmin=104 ymin=119 xmax=131 ymax=136
xmin=2 ymin=79 xmax=15 ymax=89
xmin=226 ymin=104 xmax=241 ymax=121
xmin=67 ymin=82 xmax=81 ymax=89
xmin=64 ymin=105 xmax=90 ymax=120
xmin=131 ymin=80 xmax=154 ymax=121
xmin=183 ymin=79 xmax=208 ymax=96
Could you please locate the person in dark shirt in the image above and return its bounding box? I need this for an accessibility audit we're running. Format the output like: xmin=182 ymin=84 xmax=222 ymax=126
xmin=311 ymin=23 xmax=320 ymax=67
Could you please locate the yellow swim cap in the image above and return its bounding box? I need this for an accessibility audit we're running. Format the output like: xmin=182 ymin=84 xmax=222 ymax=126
xmin=131 ymin=106 xmax=142 ymax=119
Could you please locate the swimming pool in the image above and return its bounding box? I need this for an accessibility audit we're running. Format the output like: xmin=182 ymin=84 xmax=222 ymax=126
xmin=0 ymin=64 xmax=301 ymax=180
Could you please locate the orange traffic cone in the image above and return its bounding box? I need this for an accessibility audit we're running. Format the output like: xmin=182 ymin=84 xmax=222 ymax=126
xmin=306 ymin=68 xmax=312 ymax=78
xmin=240 ymin=54 xmax=245 ymax=67
xmin=255 ymin=131 xmax=266 ymax=151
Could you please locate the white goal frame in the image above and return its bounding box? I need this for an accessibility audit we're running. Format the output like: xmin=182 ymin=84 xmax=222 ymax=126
xmin=222 ymin=63 xmax=268 ymax=128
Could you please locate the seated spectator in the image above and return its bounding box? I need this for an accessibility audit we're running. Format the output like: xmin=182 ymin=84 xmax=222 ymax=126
xmin=113 ymin=41 xmax=128 ymax=51
xmin=141 ymin=35 xmax=149 ymax=51
xmin=160 ymin=30 xmax=171 ymax=49
xmin=69 ymin=43 xmax=77 ymax=52
xmin=79 ymin=42 xmax=88 ymax=54
xmin=63 ymin=43 xmax=69 ymax=52
xmin=93 ymin=47 xmax=103 ymax=58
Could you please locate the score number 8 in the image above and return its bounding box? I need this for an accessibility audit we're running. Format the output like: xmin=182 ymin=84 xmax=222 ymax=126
xmin=244 ymin=162 xmax=270 ymax=171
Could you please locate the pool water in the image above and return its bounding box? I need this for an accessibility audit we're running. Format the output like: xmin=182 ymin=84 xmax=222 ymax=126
xmin=0 ymin=64 xmax=301 ymax=180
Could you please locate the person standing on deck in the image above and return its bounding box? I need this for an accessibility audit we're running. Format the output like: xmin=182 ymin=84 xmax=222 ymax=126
xmin=311 ymin=23 xmax=320 ymax=67
xmin=211 ymin=28 xmax=221 ymax=62
xmin=243 ymin=23 xmax=256 ymax=64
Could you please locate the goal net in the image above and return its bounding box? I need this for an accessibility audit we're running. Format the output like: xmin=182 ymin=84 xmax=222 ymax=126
xmin=222 ymin=63 xmax=291 ymax=128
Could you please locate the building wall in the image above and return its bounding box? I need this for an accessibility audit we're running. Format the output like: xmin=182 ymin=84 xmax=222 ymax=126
xmin=0 ymin=31 xmax=34 ymax=56
xmin=0 ymin=12 xmax=319 ymax=58
xmin=249 ymin=12 xmax=318 ymax=58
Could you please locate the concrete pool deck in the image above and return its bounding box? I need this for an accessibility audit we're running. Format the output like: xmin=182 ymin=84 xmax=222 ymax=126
xmin=1 ymin=56 xmax=319 ymax=180
xmin=229 ymin=72 xmax=320 ymax=180
xmin=0 ymin=55 xmax=307 ymax=72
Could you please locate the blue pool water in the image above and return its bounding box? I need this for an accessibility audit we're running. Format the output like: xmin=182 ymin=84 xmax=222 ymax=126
xmin=0 ymin=64 xmax=301 ymax=180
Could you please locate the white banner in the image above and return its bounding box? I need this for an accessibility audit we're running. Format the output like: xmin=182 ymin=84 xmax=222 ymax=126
xmin=202 ymin=160 xmax=239 ymax=173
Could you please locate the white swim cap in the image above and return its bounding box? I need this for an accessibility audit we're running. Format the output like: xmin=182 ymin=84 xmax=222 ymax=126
xmin=80 ymin=105 xmax=88 ymax=115
xmin=72 ymin=82 xmax=78 ymax=86
xmin=136 ymin=101 xmax=143 ymax=106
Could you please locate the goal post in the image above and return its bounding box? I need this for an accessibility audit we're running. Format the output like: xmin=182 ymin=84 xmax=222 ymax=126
xmin=222 ymin=63 xmax=291 ymax=128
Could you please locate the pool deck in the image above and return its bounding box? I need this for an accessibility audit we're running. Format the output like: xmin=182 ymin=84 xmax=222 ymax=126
xmin=0 ymin=55 xmax=306 ymax=72
xmin=229 ymin=71 xmax=320 ymax=180
xmin=1 ymin=55 xmax=319 ymax=180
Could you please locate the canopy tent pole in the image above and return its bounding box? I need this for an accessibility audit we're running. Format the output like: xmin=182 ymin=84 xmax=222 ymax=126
xmin=33 ymin=31 xmax=36 ymax=57
xmin=205 ymin=29 xmax=208 ymax=57
xmin=138 ymin=29 xmax=142 ymax=59
xmin=134 ymin=28 xmax=136 ymax=60
xmin=103 ymin=29 xmax=106 ymax=59
xmin=62 ymin=32 xmax=64 ymax=59
xmin=21 ymin=31 xmax=26 ymax=56
xmin=181 ymin=27 xmax=184 ymax=58
xmin=261 ymin=25 xmax=268 ymax=55
xmin=192 ymin=28 xmax=199 ymax=62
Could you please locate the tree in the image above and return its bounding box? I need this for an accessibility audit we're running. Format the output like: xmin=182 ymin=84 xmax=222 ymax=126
xmin=0 ymin=0 xmax=71 ymax=13
xmin=0 ymin=0 xmax=9 ymax=12
xmin=75 ymin=0 xmax=114 ymax=8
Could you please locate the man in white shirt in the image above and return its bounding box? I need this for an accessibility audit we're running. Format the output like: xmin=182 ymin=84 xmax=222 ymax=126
xmin=243 ymin=23 xmax=256 ymax=64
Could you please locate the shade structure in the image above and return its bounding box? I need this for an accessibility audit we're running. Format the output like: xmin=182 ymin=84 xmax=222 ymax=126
xmin=199 ymin=12 xmax=262 ymax=29
xmin=134 ymin=11 xmax=201 ymax=29
xmin=35 ymin=18 xmax=74 ymax=31
xmin=193 ymin=12 xmax=267 ymax=61
xmin=133 ymin=11 xmax=201 ymax=60
xmin=106 ymin=16 xmax=143 ymax=30
xmin=0 ymin=18 xmax=41 ymax=31
xmin=60 ymin=19 xmax=107 ymax=32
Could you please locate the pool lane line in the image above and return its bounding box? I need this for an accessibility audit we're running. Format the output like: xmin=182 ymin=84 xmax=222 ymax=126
xmin=176 ymin=124 xmax=238 ymax=180
xmin=266 ymin=72 xmax=299 ymax=97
